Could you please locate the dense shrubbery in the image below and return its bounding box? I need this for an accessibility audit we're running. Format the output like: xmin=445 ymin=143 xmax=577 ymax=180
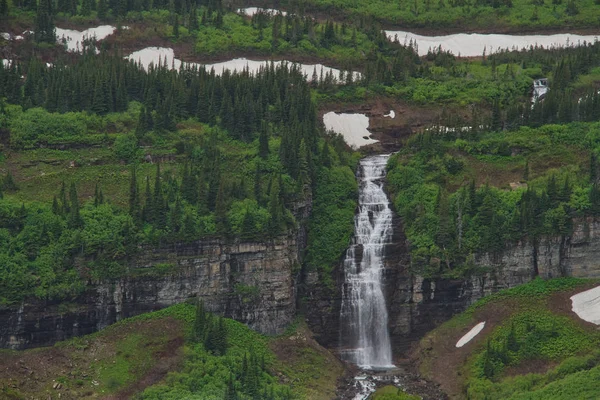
xmin=138 ymin=302 xmax=295 ymax=400
xmin=387 ymin=121 xmax=600 ymax=278
xmin=0 ymin=50 xmax=361 ymax=303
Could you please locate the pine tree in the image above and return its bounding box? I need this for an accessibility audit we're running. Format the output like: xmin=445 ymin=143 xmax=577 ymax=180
xmin=259 ymin=125 xmax=269 ymax=159
xmin=68 ymin=182 xmax=82 ymax=228
xmin=215 ymin=177 xmax=229 ymax=235
xmin=98 ymin=0 xmax=108 ymax=20
xmin=0 ymin=0 xmax=9 ymax=16
xmin=3 ymin=171 xmax=17 ymax=191
xmin=268 ymin=177 xmax=282 ymax=235
xmin=319 ymin=141 xmax=332 ymax=167
xmin=81 ymin=0 xmax=93 ymax=16
xmin=35 ymin=0 xmax=56 ymax=43
xmin=129 ymin=166 xmax=141 ymax=222
xmin=193 ymin=299 xmax=207 ymax=342
xmin=173 ymin=14 xmax=180 ymax=38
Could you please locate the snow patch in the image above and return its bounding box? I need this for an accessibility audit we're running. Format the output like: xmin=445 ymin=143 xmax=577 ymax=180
xmin=237 ymin=7 xmax=287 ymax=16
xmin=323 ymin=112 xmax=378 ymax=149
xmin=571 ymin=286 xmax=600 ymax=325
xmin=385 ymin=30 xmax=599 ymax=57
xmin=1 ymin=32 xmax=10 ymax=40
xmin=384 ymin=110 xmax=395 ymax=118
xmin=455 ymin=322 xmax=486 ymax=348
xmin=125 ymin=47 xmax=360 ymax=82
xmin=56 ymin=25 xmax=117 ymax=52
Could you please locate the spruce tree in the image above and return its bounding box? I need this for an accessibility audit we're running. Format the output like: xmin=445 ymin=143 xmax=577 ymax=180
xmin=258 ymin=125 xmax=269 ymax=159
xmin=129 ymin=166 xmax=140 ymax=222
xmin=98 ymin=0 xmax=108 ymax=20
xmin=268 ymin=177 xmax=282 ymax=235
xmin=0 ymin=0 xmax=9 ymax=16
xmin=35 ymin=0 xmax=56 ymax=43
xmin=68 ymin=182 xmax=82 ymax=228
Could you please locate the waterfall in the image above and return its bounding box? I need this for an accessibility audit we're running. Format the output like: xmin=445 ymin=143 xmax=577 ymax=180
xmin=340 ymin=154 xmax=394 ymax=370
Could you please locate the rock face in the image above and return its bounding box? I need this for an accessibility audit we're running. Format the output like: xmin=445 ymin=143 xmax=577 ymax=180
xmin=0 ymin=235 xmax=299 ymax=350
xmin=304 ymin=206 xmax=600 ymax=355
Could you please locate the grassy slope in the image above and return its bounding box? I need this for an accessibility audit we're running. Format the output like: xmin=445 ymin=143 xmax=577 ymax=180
xmin=0 ymin=305 xmax=345 ymax=400
xmin=278 ymin=0 xmax=600 ymax=31
xmin=417 ymin=278 xmax=600 ymax=399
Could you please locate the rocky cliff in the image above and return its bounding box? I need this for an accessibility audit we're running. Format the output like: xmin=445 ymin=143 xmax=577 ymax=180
xmin=303 ymin=213 xmax=600 ymax=356
xmin=0 ymin=234 xmax=299 ymax=350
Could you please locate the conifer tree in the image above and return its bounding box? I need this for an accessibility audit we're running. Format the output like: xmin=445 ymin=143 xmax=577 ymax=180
xmin=258 ymin=125 xmax=269 ymax=159
xmin=268 ymin=177 xmax=282 ymax=235
xmin=98 ymin=0 xmax=108 ymax=20
xmin=129 ymin=166 xmax=141 ymax=222
xmin=0 ymin=0 xmax=9 ymax=16
xmin=35 ymin=0 xmax=56 ymax=43
xmin=68 ymin=182 xmax=82 ymax=228
xmin=214 ymin=177 xmax=229 ymax=235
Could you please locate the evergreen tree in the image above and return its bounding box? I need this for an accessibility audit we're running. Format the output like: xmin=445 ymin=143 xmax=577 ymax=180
xmin=214 ymin=177 xmax=229 ymax=235
xmin=173 ymin=14 xmax=180 ymax=38
xmin=0 ymin=0 xmax=9 ymax=16
xmin=319 ymin=141 xmax=332 ymax=168
xmin=193 ymin=299 xmax=208 ymax=342
xmin=68 ymin=182 xmax=82 ymax=228
xmin=268 ymin=177 xmax=282 ymax=235
xmin=129 ymin=166 xmax=141 ymax=222
xmin=258 ymin=125 xmax=269 ymax=159
xmin=98 ymin=0 xmax=108 ymax=20
xmin=35 ymin=0 xmax=56 ymax=43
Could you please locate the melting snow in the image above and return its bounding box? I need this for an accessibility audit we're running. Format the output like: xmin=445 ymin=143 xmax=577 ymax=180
xmin=55 ymin=25 xmax=117 ymax=52
xmin=125 ymin=47 xmax=360 ymax=82
xmin=237 ymin=7 xmax=287 ymax=16
xmin=385 ymin=30 xmax=599 ymax=57
xmin=323 ymin=112 xmax=378 ymax=149
xmin=455 ymin=322 xmax=486 ymax=347
xmin=1 ymin=32 xmax=10 ymax=40
xmin=571 ymin=286 xmax=600 ymax=325
xmin=384 ymin=110 xmax=395 ymax=118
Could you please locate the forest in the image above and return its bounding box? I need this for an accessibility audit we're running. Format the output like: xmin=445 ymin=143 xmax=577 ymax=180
xmin=3 ymin=0 xmax=600 ymax=398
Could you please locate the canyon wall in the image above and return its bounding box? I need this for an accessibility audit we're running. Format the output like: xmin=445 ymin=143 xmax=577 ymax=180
xmin=304 ymin=217 xmax=600 ymax=354
xmin=0 ymin=234 xmax=299 ymax=350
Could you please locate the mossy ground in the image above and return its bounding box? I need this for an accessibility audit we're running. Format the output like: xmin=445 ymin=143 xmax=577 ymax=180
xmin=416 ymin=278 xmax=600 ymax=399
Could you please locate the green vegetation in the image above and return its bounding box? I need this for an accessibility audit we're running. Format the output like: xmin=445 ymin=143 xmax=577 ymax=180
xmin=387 ymin=118 xmax=600 ymax=278
xmin=304 ymin=141 xmax=360 ymax=285
xmin=0 ymin=49 xmax=361 ymax=304
xmin=275 ymin=0 xmax=600 ymax=31
xmin=0 ymin=302 xmax=342 ymax=399
xmin=370 ymin=385 xmax=421 ymax=400
xmin=420 ymin=278 xmax=600 ymax=400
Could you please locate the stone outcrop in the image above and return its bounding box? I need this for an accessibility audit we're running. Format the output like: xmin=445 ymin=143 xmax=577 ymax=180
xmin=303 ymin=207 xmax=600 ymax=355
xmin=0 ymin=235 xmax=299 ymax=350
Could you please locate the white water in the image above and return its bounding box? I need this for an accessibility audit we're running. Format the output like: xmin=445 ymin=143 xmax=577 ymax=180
xmin=237 ymin=7 xmax=287 ymax=16
xmin=56 ymin=25 xmax=117 ymax=52
xmin=340 ymin=154 xmax=395 ymax=370
xmin=455 ymin=322 xmax=486 ymax=347
xmin=571 ymin=285 xmax=600 ymax=325
xmin=125 ymin=47 xmax=360 ymax=82
xmin=323 ymin=112 xmax=378 ymax=149
xmin=385 ymin=30 xmax=599 ymax=57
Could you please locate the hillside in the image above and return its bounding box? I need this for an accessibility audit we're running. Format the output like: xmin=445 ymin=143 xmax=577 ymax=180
xmin=416 ymin=278 xmax=600 ymax=399
xmin=0 ymin=302 xmax=346 ymax=399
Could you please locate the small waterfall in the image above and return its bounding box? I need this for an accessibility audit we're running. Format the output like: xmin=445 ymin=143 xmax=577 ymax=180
xmin=340 ymin=154 xmax=394 ymax=370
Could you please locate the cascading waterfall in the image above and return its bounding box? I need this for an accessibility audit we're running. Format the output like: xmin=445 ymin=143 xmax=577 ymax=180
xmin=340 ymin=154 xmax=394 ymax=370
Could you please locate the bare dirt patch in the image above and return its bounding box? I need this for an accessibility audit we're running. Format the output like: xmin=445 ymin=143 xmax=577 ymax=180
xmin=319 ymin=98 xmax=467 ymax=152
xmin=0 ymin=316 xmax=184 ymax=400
xmin=269 ymin=323 xmax=346 ymax=400
xmin=413 ymin=299 xmax=521 ymax=399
